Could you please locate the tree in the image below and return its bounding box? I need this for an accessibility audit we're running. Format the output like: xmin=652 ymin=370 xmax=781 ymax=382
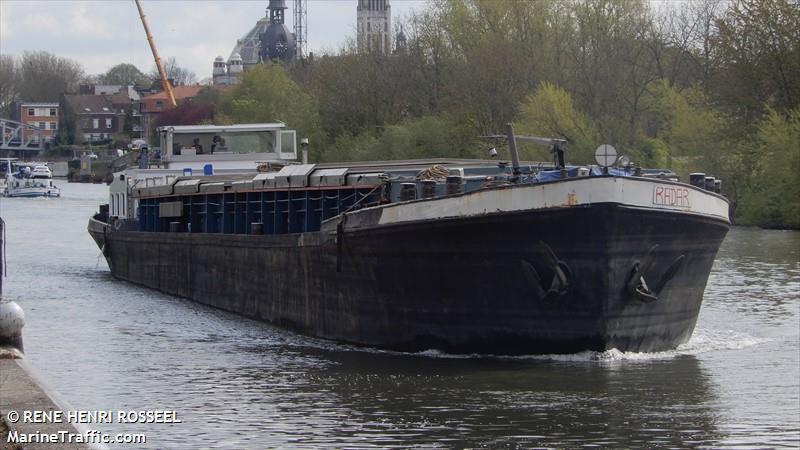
xmin=321 ymin=115 xmax=480 ymax=162
xmin=100 ymin=63 xmax=150 ymax=86
xmin=517 ymin=82 xmax=599 ymax=163
xmin=57 ymin=98 xmax=78 ymax=145
xmin=736 ymin=108 xmax=800 ymax=228
xmin=0 ymin=54 xmax=18 ymax=116
xmin=218 ymin=64 xmax=322 ymax=158
xmin=193 ymin=86 xmax=224 ymax=106
xmin=303 ymin=51 xmax=423 ymax=139
xmin=641 ymin=81 xmax=727 ymax=169
xmin=15 ymin=51 xmax=84 ymax=102
xmin=150 ymin=57 xmax=197 ymax=86
xmin=155 ymin=101 xmax=215 ymax=128
xmin=711 ymin=0 xmax=800 ymax=123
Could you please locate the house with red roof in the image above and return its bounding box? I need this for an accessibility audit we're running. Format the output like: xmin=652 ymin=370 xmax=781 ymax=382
xmin=139 ymin=85 xmax=208 ymax=142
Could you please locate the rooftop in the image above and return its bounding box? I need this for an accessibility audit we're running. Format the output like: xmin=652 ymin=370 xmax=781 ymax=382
xmin=141 ymin=85 xmax=205 ymax=102
xmin=63 ymin=95 xmax=118 ymax=114
xmin=20 ymin=102 xmax=59 ymax=107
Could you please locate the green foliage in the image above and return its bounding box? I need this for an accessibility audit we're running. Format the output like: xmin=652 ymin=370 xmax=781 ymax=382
xmin=193 ymin=86 xmax=223 ymax=106
xmin=517 ymin=82 xmax=599 ymax=164
xmin=375 ymin=115 xmax=481 ymax=160
xmin=712 ymin=0 xmax=800 ymax=123
xmin=218 ymin=64 xmax=322 ymax=157
xmin=736 ymin=108 xmax=800 ymax=229
xmin=636 ymin=137 xmax=671 ymax=170
xmin=641 ymin=81 xmax=728 ymax=169
xmin=320 ymin=115 xmax=480 ymax=162
xmin=57 ymin=99 xmax=77 ymax=146
xmin=321 ymin=132 xmax=381 ymax=163
xmin=301 ymin=51 xmax=423 ymax=139
xmin=99 ymin=63 xmax=150 ymax=86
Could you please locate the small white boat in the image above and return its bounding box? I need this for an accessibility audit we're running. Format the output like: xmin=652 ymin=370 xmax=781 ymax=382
xmin=4 ymin=163 xmax=61 ymax=198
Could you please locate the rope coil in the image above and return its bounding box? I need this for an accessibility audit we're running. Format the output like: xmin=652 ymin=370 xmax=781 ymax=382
xmin=415 ymin=165 xmax=450 ymax=180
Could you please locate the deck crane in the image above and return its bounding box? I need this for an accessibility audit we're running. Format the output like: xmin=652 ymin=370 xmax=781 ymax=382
xmin=134 ymin=0 xmax=176 ymax=108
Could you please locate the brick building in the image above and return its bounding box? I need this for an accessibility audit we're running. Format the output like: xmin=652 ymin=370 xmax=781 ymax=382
xmin=62 ymin=95 xmax=125 ymax=144
xmin=17 ymin=102 xmax=59 ymax=143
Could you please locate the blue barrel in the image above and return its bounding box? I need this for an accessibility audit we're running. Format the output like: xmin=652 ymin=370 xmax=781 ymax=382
xmin=203 ymin=164 xmax=213 ymax=176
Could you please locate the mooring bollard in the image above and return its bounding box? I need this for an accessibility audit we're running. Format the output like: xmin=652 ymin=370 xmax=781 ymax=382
xmin=0 ymin=300 xmax=24 ymax=353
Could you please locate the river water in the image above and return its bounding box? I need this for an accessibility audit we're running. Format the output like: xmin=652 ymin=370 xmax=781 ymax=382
xmin=1 ymin=182 xmax=798 ymax=449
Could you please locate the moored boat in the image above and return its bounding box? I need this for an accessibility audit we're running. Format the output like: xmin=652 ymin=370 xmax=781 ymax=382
xmin=88 ymin=123 xmax=730 ymax=354
xmin=4 ymin=162 xmax=61 ymax=198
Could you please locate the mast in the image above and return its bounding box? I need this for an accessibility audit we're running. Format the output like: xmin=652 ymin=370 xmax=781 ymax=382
xmin=134 ymin=0 xmax=177 ymax=108
xmin=293 ymin=0 xmax=307 ymax=59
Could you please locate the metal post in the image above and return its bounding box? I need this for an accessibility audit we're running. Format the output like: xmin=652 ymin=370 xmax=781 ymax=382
xmin=505 ymin=123 xmax=521 ymax=178
xmin=294 ymin=0 xmax=308 ymax=59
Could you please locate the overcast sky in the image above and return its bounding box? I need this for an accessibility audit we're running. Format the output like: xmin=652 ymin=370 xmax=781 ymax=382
xmin=0 ymin=0 xmax=427 ymax=80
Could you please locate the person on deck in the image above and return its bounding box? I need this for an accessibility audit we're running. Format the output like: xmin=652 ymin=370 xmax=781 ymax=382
xmin=193 ymin=138 xmax=204 ymax=155
xmin=211 ymin=135 xmax=221 ymax=154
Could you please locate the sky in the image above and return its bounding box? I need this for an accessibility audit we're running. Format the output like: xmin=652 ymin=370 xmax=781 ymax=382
xmin=0 ymin=0 xmax=427 ymax=81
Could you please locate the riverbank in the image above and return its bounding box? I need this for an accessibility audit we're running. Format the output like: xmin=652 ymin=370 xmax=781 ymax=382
xmin=0 ymin=355 xmax=91 ymax=450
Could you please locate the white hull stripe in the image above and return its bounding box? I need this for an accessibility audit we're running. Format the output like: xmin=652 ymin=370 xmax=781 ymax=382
xmin=376 ymin=177 xmax=730 ymax=226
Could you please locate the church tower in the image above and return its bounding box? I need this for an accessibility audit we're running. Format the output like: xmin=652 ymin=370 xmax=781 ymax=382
xmin=260 ymin=0 xmax=296 ymax=62
xmin=357 ymin=0 xmax=392 ymax=54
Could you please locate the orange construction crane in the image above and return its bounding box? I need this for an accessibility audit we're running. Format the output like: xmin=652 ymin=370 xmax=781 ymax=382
xmin=134 ymin=0 xmax=177 ymax=108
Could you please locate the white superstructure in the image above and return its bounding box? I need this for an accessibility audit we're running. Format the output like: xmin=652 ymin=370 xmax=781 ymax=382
xmin=107 ymin=122 xmax=299 ymax=220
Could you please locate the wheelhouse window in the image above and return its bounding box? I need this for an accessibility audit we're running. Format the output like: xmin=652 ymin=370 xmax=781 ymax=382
xmin=170 ymin=130 xmax=280 ymax=156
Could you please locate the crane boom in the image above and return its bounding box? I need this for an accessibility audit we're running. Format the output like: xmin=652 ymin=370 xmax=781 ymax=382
xmin=134 ymin=0 xmax=177 ymax=108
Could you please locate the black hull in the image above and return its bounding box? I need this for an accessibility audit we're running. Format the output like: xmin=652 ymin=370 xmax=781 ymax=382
xmin=89 ymin=204 xmax=728 ymax=354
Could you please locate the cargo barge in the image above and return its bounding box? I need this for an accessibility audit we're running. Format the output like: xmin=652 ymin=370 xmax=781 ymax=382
xmin=88 ymin=123 xmax=730 ymax=354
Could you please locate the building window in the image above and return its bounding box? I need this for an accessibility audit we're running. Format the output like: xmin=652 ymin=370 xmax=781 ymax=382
xmin=155 ymin=100 xmax=163 ymax=110
xmin=28 ymin=108 xmax=35 ymax=116
xmin=50 ymin=122 xmax=58 ymax=130
xmin=106 ymin=118 xmax=112 ymax=129
xmin=49 ymin=108 xmax=57 ymax=116
xmin=93 ymin=118 xmax=99 ymax=129
xmin=38 ymin=122 xmax=45 ymax=129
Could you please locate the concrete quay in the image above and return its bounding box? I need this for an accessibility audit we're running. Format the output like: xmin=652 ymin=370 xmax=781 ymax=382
xmin=1 ymin=355 xmax=91 ymax=450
